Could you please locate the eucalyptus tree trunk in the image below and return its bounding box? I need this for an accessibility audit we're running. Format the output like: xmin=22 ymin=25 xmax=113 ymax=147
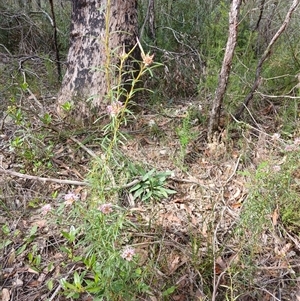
xmin=57 ymin=0 xmax=138 ymax=124
xmin=207 ymin=0 xmax=241 ymax=141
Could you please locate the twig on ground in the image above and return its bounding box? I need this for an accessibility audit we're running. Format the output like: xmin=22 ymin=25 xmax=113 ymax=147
xmin=225 ymin=155 xmax=241 ymax=184
xmin=230 ymin=113 xmax=287 ymax=146
xmin=257 ymin=288 xmax=281 ymax=301
xmin=69 ymin=136 xmax=117 ymax=189
xmin=69 ymin=136 xmax=98 ymax=159
xmin=0 ymin=168 xmax=88 ymax=185
xmin=257 ymin=264 xmax=300 ymax=270
xmin=170 ymin=176 xmax=207 ymax=190
xmin=279 ymin=225 xmax=300 ymax=251
xmin=48 ymin=264 xmax=76 ymax=301
xmin=0 ymin=167 xmax=141 ymax=189
xmin=212 ymin=205 xmax=227 ymax=301
xmin=256 ymin=91 xmax=300 ymax=99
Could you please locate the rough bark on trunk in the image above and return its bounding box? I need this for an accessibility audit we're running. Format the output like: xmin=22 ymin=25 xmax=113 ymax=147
xmin=57 ymin=0 xmax=138 ymax=124
xmin=207 ymin=0 xmax=241 ymax=141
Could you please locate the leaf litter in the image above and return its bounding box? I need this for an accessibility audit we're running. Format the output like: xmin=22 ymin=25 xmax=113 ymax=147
xmin=0 ymin=97 xmax=300 ymax=300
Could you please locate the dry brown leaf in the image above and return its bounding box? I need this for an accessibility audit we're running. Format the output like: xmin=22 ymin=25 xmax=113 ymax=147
xmin=27 ymin=267 xmax=39 ymax=274
xmin=191 ymin=216 xmax=199 ymax=227
xmin=172 ymin=295 xmax=185 ymax=301
xmin=261 ymin=104 xmax=274 ymax=115
xmin=176 ymin=274 xmax=188 ymax=288
xmin=49 ymin=183 xmax=63 ymax=191
xmin=215 ymin=256 xmax=227 ymax=274
xmin=1 ymin=288 xmax=10 ymax=301
xmin=31 ymin=219 xmax=47 ymax=229
xmin=168 ymin=255 xmax=180 ymax=275
xmin=7 ymin=250 xmax=15 ymax=267
xmin=182 ymin=204 xmax=192 ymax=215
xmin=53 ymin=265 xmax=61 ymax=277
xmin=13 ymin=279 xmax=23 ymax=287
xmin=171 ymin=198 xmax=186 ymax=203
xmin=194 ymin=289 xmax=206 ymax=300
xmin=272 ymin=206 xmax=279 ymax=226
xmin=229 ymin=187 xmax=241 ymax=201
xmin=230 ymin=202 xmax=242 ymax=209
xmin=136 ymin=248 xmax=148 ymax=266
xmin=201 ymin=221 xmax=208 ymax=237
xmin=80 ymin=189 xmax=88 ymax=202
xmin=74 ymin=186 xmax=84 ymax=195
xmin=160 ymin=212 xmax=181 ymax=225
xmin=296 ymin=291 xmax=300 ymax=301
xmin=56 ymin=170 xmax=69 ymax=176
xmin=216 ymin=256 xmax=226 ymax=268
xmin=141 ymin=137 xmax=155 ymax=145
xmin=37 ymin=272 xmax=46 ymax=282
xmin=276 ymin=243 xmax=292 ymax=257
xmin=54 ymin=146 xmax=65 ymax=155
xmin=53 ymin=252 xmax=64 ymax=259
xmin=27 ymin=280 xmax=41 ymax=287
xmin=228 ymin=253 xmax=239 ymax=265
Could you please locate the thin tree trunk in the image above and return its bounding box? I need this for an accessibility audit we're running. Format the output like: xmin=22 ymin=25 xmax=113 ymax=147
xmin=139 ymin=0 xmax=155 ymax=41
xmin=49 ymin=0 xmax=62 ymax=82
xmin=254 ymin=0 xmax=265 ymax=31
xmin=234 ymin=0 xmax=300 ymax=120
xmin=56 ymin=0 xmax=138 ymax=124
xmin=207 ymin=0 xmax=242 ymax=141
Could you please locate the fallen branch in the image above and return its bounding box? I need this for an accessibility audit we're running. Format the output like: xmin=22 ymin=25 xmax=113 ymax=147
xmin=0 ymin=168 xmax=88 ymax=186
xmin=0 ymin=168 xmax=140 ymax=190
xmin=256 ymin=91 xmax=300 ymax=99
xmin=0 ymin=168 xmax=191 ymax=193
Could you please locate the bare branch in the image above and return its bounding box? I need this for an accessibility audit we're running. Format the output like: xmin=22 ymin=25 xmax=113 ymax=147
xmin=0 ymin=168 xmax=141 ymax=190
xmin=234 ymin=0 xmax=300 ymax=119
xmin=0 ymin=168 xmax=88 ymax=186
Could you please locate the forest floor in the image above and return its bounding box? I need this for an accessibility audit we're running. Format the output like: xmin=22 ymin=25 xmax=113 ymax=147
xmin=1 ymin=59 xmax=300 ymax=301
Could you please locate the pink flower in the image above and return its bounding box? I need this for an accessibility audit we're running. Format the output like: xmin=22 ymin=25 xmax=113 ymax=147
xmin=271 ymin=133 xmax=280 ymax=141
xmin=106 ymin=101 xmax=124 ymax=117
xmin=64 ymin=192 xmax=79 ymax=205
xmin=41 ymin=204 xmax=52 ymax=215
xmin=98 ymin=203 xmax=113 ymax=214
xmin=142 ymin=52 xmax=154 ymax=66
xmin=273 ymin=165 xmax=281 ymax=172
xmin=121 ymin=246 xmax=135 ymax=261
xmin=284 ymin=144 xmax=298 ymax=152
xmin=294 ymin=137 xmax=300 ymax=145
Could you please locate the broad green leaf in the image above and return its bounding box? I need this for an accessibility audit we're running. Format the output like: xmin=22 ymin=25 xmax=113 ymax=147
xmin=142 ymin=190 xmax=152 ymax=201
xmin=2 ymin=224 xmax=10 ymax=235
xmin=130 ymin=183 xmax=141 ymax=192
xmin=35 ymin=254 xmax=41 ymax=266
xmin=16 ymin=244 xmax=27 ymax=255
xmin=142 ymin=169 xmax=155 ymax=181
xmin=73 ymin=271 xmax=81 ymax=287
xmin=47 ymin=279 xmax=54 ymax=291
xmin=0 ymin=239 xmax=12 ymax=249
xmin=162 ymin=286 xmax=176 ymax=296
xmin=133 ymin=188 xmax=144 ymax=199
xmin=29 ymin=224 xmax=38 ymax=237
